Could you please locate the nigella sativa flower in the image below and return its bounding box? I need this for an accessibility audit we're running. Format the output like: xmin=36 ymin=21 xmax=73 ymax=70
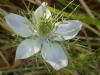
xmin=5 ymin=2 xmax=82 ymax=70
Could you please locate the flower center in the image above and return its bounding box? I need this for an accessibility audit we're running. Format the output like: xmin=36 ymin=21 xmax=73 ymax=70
xmin=38 ymin=17 xmax=54 ymax=36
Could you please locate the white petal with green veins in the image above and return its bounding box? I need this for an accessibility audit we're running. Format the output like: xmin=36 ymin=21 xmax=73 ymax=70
xmin=42 ymin=41 xmax=68 ymax=70
xmin=16 ymin=39 xmax=41 ymax=59
xmin=5 ymin=13 xmax=33 ymax=37
xmin=54 ymin=20 xmax=82 ymax=40
xmin=34 ymin=2 xmax=51 ymax=24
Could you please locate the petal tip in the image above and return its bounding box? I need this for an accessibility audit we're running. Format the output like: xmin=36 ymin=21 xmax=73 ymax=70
xmin=41 ymin=2 xmax=48 ymax=6
xmin=53 ymin=59 xmax=68 ymax=70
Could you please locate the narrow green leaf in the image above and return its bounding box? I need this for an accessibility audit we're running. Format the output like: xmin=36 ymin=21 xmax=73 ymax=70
xmin=49 ymin=7 xmax=100 ymax=26
xmin=56 ymin=0 xmax=67 ymax=6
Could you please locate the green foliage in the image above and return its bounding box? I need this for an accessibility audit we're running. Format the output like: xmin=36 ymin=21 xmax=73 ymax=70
xmin=49 ymin=7 xmax=100 ymax=26
xmin=0 ymin=0 xmax=100 ymax=75
xmin=56 ymin=0 xmax=67 ymax=6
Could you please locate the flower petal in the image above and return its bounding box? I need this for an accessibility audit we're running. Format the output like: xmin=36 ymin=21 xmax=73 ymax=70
xmin=16 ymin=39 xmax=41 ymax=59
xmin=54 ymin=20 xmax=82 ymax=40
xmin=42 ymin=41 xmax=68 ymax=70
xmin=34 ymin=2 xmax=51 ymax=23
xmin=5 ymin=13 xmax=33 ymax=37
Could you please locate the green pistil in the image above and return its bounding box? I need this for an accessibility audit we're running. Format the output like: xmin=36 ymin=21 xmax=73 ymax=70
xmin=38 ymin=17 xmax=54 ymax=36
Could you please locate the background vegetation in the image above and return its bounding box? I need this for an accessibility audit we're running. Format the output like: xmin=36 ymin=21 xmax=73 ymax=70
xmin=0 ymin=0 xmax=100 ymax=75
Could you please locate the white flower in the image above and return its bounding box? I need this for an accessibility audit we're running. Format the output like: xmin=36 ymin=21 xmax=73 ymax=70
xmin=5 ymin=2 xmax=82 ymax=70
